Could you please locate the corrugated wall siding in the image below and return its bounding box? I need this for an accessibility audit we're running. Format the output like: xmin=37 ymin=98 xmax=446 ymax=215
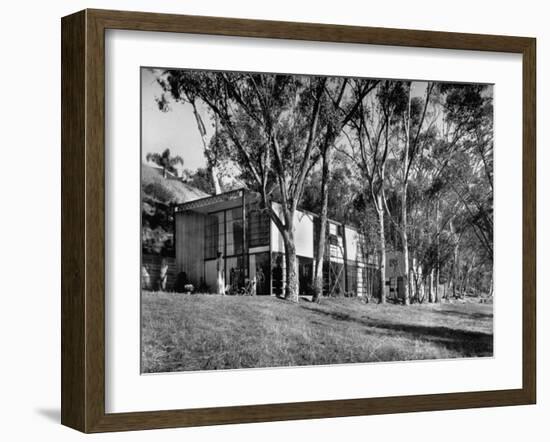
xmin=141 ymin=254 xmax=177 ymax=291
xmin=175 ymin=211 xmax=206 ymax=287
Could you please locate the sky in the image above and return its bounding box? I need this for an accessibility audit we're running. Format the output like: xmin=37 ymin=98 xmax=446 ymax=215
xmin=141 ymin=68 xmax=430 ymax=173
xmin=141 ymin=68 xmax=210 ymax=171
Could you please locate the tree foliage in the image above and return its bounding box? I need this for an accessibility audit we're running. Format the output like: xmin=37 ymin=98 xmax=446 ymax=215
xmin=146 ymin=148 xmax=184 ymax=178
xmin=157 ymin=70 xmax=329 ymax=301
xmin=152 ymin=69 xmax=494 ymax=303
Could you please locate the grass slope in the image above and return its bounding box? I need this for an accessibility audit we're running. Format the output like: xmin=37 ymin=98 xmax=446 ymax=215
xmin=141 ymin=293 xmax=493 ymax=373
xmin=142 ymin=164 xmax=209 ymax=204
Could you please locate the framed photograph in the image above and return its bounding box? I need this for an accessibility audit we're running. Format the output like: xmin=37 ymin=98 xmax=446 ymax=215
xmin=61 ymin=9 xmax=536 ymax=433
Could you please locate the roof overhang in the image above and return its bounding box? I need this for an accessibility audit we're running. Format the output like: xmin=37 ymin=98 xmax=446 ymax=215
xmin=175 ymin=189 xmax=245 ymax=214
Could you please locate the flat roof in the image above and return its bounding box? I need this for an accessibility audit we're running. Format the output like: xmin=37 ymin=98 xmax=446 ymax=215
xmin=175 ymin=189 xmax=364 ymax=233
xmin=174 ymin=189 xmax=244 ymax=214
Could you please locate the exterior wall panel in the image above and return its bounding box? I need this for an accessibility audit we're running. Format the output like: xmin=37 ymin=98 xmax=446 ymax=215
xmin=270 ymin=203 xmax=314 ymax=258
xmin=175 ymin=211 xmax=206 ymax=286
xmin=345 ymin=227 xmax=360 ymax=262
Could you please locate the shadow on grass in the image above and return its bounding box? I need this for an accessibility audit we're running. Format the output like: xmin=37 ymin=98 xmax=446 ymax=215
xmin=429 ymin=307 xmax=493 ymax=322
xmin=299 ymin=304 xmax=493 ymax=357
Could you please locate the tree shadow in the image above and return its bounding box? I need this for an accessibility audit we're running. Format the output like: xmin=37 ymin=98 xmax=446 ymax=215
xmin=368 ymin=319 xmax=493 ymax=356
xmin=300 ymin=304 xmax=493 ymax=357
xmin=429 ymin=307 xmax=493 ymax=322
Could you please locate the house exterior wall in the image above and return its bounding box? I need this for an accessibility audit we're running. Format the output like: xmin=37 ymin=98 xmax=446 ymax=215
xmin=328 ymin=221 xmax=344 ymax=263
xmin=174 ymin=191 xmax=374 ymax=297
xmin=345 ymin=226 xmax=363 ymax=263
xmin=270 ymin=202 xmax=314 ymax=259
xmin=175 ymin=211 xmax=206 ymax=287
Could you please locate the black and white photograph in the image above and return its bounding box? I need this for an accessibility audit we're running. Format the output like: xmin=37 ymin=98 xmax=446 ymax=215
xmin=1 ymin=0 xmax=544 ymax=438
xmin=140 ymin=67 xmax=494 ymax=374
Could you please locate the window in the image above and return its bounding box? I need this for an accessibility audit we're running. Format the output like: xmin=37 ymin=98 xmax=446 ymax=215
xmin=204 ymin=213 xmax=222 ymax=259
xmin=226 ymin=208 xmax=243 ymax=256
xmin=248 ymin=209 xmax=270 ymax=247
xmin=204 ymin=208 xmax=244 ymax=259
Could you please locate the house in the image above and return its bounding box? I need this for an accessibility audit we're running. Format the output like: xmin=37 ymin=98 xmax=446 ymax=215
xmin=174 ymin=189 xmax=378 ymax=297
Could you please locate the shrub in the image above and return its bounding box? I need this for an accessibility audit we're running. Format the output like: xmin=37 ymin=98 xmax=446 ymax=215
xmin=143 ymin=181 xmax=175 ymax=203
xmin=174 ymin=272 xmax=189 ymax=293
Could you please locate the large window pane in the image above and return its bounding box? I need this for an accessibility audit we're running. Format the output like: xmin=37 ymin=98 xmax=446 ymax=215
xmin=204 ymin=214 xmax=219 ymax=259
xmin=248 ymin=209 xmax=270 ymax=247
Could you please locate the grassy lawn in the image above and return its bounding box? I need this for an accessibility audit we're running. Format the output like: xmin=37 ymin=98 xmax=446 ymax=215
xmin=141 ymin=292 xmax=493 ymax=373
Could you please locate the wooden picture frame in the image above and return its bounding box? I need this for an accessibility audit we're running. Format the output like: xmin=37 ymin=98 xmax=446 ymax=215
xmin=61 ymin=8 xmax=536 ymax=433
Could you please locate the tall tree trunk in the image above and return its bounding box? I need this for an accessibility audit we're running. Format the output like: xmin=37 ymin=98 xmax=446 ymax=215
xmin=210 ymin=165 xmax=222 ymax=195
xmin=435 ymin=267 xmax=440 ymax=303
xmin=377 ymin=197 xmax=387 ymax=304
xmin=453 ymin=245 xmax=459 ymax=298
xmin=365 ymin=251 xmax=371 ymax=302
xmin=402 ymin=186 xmax=410 ymax=305
xmin=418 ymin=278 xmax=425 ymax=304
xmin=461 ymin=261 xmax=473 ymax=298
xmin=428 ymin=269 xmax=435 ymax=303
xmin=401 ymin=87 xmax=412 ymax=305
xmin=411 ymin=262 xmax=418 ymax=302
xmin=450 ymin=220 xmax=460 ymax=299
xmin=268 ymin=205 xmax=299 ymax=302
xmin=312 ymin=148 xmax=331 ymax=303
xmin=435 ymin=200 xmax=440 ymax=303
xmin=191 ymin=98 xmax=222 ymax=195
xmin=283 ymin=234 xmax=299 ymax=303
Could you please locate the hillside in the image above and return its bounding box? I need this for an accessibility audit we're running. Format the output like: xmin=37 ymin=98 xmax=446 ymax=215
xmin=142 ymin=164 xmax=210 ymax=256
xmin=141 ymin=164 xmax=210 ymax=204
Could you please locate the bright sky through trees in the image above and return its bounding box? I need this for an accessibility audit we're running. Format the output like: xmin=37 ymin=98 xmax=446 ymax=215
xmin=141 ymin=68 xmax=428 ymax=173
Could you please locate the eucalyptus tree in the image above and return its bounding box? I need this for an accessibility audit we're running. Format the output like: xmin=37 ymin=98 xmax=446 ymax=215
xmin=156 ymin=70 xmax=327 ymax=302
xmin=343 ymin=80 xmax=408 ymax=303
xmin=410 ymin=84 xmax=494 ymax=300
xmin=310 ymin=78 xmax=378 ymax=303
xmin=395 ymin=82 xmax=435 ymax=304
xmin=377 ymin=82 xmax=437 ymax=304
xmin=434 ymin=84 xmax=494 ymax=297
